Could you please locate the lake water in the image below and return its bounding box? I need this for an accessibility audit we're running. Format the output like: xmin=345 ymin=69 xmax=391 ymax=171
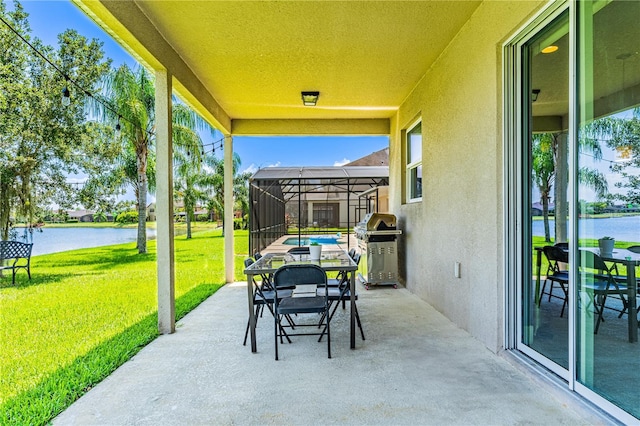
xmin=11 ymin=216 xmax=638 ymax=256
xmin=13 ymin=227 xmax=157 ymax=256
xmin=532 ymin=215 xmax=640 ymax=242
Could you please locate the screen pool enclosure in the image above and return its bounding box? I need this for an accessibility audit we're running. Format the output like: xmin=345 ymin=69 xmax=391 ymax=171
xmin=249 ymin=166 xmax=389 ymax=255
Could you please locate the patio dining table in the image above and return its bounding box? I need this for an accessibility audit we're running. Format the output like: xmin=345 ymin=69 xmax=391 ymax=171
xmin=534 ymin=246 xmax=639 ymax=343
xmin=243 ymin=249 xmax=359 ymax=353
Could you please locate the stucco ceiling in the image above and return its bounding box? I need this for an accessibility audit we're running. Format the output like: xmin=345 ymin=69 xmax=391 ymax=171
xmin=78 ymin=1 xmax=481 ymax=124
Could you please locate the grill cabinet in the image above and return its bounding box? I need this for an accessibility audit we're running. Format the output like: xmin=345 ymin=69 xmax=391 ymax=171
xmin=354 ymin=213 xmax=402 ymax=289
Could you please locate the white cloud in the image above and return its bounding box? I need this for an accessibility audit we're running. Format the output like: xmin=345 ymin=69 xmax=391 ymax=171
xmin=243 ymin=164 xmax=258 ymax=175
xmin=241 ymin=161 xmax=281 ymax=175
xmin=334 ymin=158 xmax=350 ymax=167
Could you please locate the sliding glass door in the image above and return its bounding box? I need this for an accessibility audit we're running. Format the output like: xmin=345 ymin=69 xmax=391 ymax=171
xmin=511 ymin=0 xmax=639 ymax=421
xmin=520 ymin=10 xmax=570 ymax=373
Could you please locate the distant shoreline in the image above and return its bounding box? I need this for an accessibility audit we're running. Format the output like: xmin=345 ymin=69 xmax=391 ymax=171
xmin=16 ymin=221 xmax=221 ymax=230
xmin=531 ymin=212 xmax=639 ymax=221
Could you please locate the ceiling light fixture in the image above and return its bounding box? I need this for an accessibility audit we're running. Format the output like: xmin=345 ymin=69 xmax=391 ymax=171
xmin=532 ymin=89 xmax=540 ymax=102
xmin=301 ymin=91 xmax=320 ymax=106
xmin=541 ymin=45 xmax=559 ymax=54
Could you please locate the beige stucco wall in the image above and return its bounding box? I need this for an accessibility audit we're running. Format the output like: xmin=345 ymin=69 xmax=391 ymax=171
xmin=389 ymin=0 xmax=545 ymax=352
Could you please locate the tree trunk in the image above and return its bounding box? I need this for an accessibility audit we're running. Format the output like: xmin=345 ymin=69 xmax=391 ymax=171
xmin=554 ymin=132 xmax=569 ymax=243
xmin=136 ymin=142 xmax=148 ymax=254
xmin=186 ymin=209 xmax=192 ymax=239
xmin=0 ymin=179 xmax=10 ymax=241
xmin=542 ymin=193 xmax=551 ymax=242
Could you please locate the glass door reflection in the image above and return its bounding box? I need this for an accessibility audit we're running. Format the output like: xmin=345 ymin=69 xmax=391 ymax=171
xmin=576 ymin=0 xmax=640 ymax=418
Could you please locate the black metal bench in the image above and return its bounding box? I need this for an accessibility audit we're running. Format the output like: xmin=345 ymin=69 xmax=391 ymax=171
xmin=0 ymin=241 xmax=33 ymax=285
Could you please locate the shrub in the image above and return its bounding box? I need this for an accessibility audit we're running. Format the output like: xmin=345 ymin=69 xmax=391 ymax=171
xmin=115 ymin=211 xmax=138 ymax=224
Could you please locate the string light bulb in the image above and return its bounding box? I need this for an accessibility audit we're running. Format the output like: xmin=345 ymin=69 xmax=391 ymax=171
xmin=115 ymin=116 xmax=121 ymax=132
xmin=61 ymin=78 xmax=71 ymax=106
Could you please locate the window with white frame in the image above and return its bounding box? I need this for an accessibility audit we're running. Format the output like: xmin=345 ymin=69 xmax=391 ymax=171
xmin=406 ymin=120 xmax=422 ymax=202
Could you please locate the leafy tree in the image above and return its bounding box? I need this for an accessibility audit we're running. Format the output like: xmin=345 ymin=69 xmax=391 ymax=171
xmin=583 ymin=107 xmax=640 ymax=205
xmin=0 ymin=1 xmax=111 ymax=240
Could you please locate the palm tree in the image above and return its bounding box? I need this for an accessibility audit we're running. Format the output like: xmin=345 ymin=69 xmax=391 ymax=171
xmin=172 ymin=104 xmax=210 ymax=239
xmin=89 ymin=65 xmax=208 ymax=252
xmin=89 ymin=64 xmax=155 ymax=253
xmin=532 ymin=133 xmax=555 ymax=242
xmin=533 ymin=132 xmax=608 ymax=242
xmin=200 ymin=152 xmax=251 ymax=232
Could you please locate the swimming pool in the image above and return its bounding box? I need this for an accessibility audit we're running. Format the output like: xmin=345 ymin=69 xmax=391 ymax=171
xmin=283 ymin=236 xmax=341 ymax=246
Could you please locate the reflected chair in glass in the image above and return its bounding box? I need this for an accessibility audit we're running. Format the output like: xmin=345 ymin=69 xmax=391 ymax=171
xmin=578 ymin=250 xmax=629 ymax=334
xmin=273 ymin=264 xmax=330 ymax=360
xmin=243 ymin=258 xmax=291 ymax=346
xmin=600 ymin=245 xmax=639 ymax=318
xmin=539 ymin=245 xmax=570 ymax=317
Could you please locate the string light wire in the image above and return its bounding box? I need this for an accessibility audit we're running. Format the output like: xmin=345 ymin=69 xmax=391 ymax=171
xmin=1 ymin=14 xmax=148 ymax=136
xmin=1 ymin=14 xmax=223 ymax=154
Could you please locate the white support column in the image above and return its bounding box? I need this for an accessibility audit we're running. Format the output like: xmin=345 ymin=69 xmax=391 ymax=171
xmin=224 ymin=135 xmax=235 ymax=283
xmin=155 ymin=69 xmax=175 ymax=334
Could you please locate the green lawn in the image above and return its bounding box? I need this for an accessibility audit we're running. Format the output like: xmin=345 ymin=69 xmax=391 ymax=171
xmin=0 ymin=229 xmax=248 ymax=425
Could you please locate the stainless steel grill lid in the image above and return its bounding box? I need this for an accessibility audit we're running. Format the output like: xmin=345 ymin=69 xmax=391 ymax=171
xmin=355 ymin=213 xmax=402 ymax=240
xmin=362 ymin=213 xmax=396 ymax=231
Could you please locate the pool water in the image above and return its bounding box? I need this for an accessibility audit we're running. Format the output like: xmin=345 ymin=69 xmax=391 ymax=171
xmin=283 ymin=237 xmax=341 ymax=245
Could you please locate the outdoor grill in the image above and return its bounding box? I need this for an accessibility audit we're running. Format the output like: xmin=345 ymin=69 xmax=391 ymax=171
xmin=354 ymin=213 xmax=402 ymax=289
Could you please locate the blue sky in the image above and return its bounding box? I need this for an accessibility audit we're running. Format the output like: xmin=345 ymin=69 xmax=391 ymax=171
xmin=8 ymin=0 xmax=389 ymax=177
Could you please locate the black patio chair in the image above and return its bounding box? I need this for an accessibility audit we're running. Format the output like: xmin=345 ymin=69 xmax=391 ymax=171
xmin=273 ymin=264 xmax=330 ymax=360
xmin=243 ymin=258 xmax=291 ymax=346
xmin=319 ymin=253 xmax=365 ymax=342
xmin=252 ymin=252 xmax=273 ymax=290
xmin=539 ymin=245 xmax=570 ymax=317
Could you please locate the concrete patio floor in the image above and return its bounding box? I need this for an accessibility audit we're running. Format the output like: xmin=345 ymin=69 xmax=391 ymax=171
xmin=54 ymin=282 xmax=611 ymax=425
